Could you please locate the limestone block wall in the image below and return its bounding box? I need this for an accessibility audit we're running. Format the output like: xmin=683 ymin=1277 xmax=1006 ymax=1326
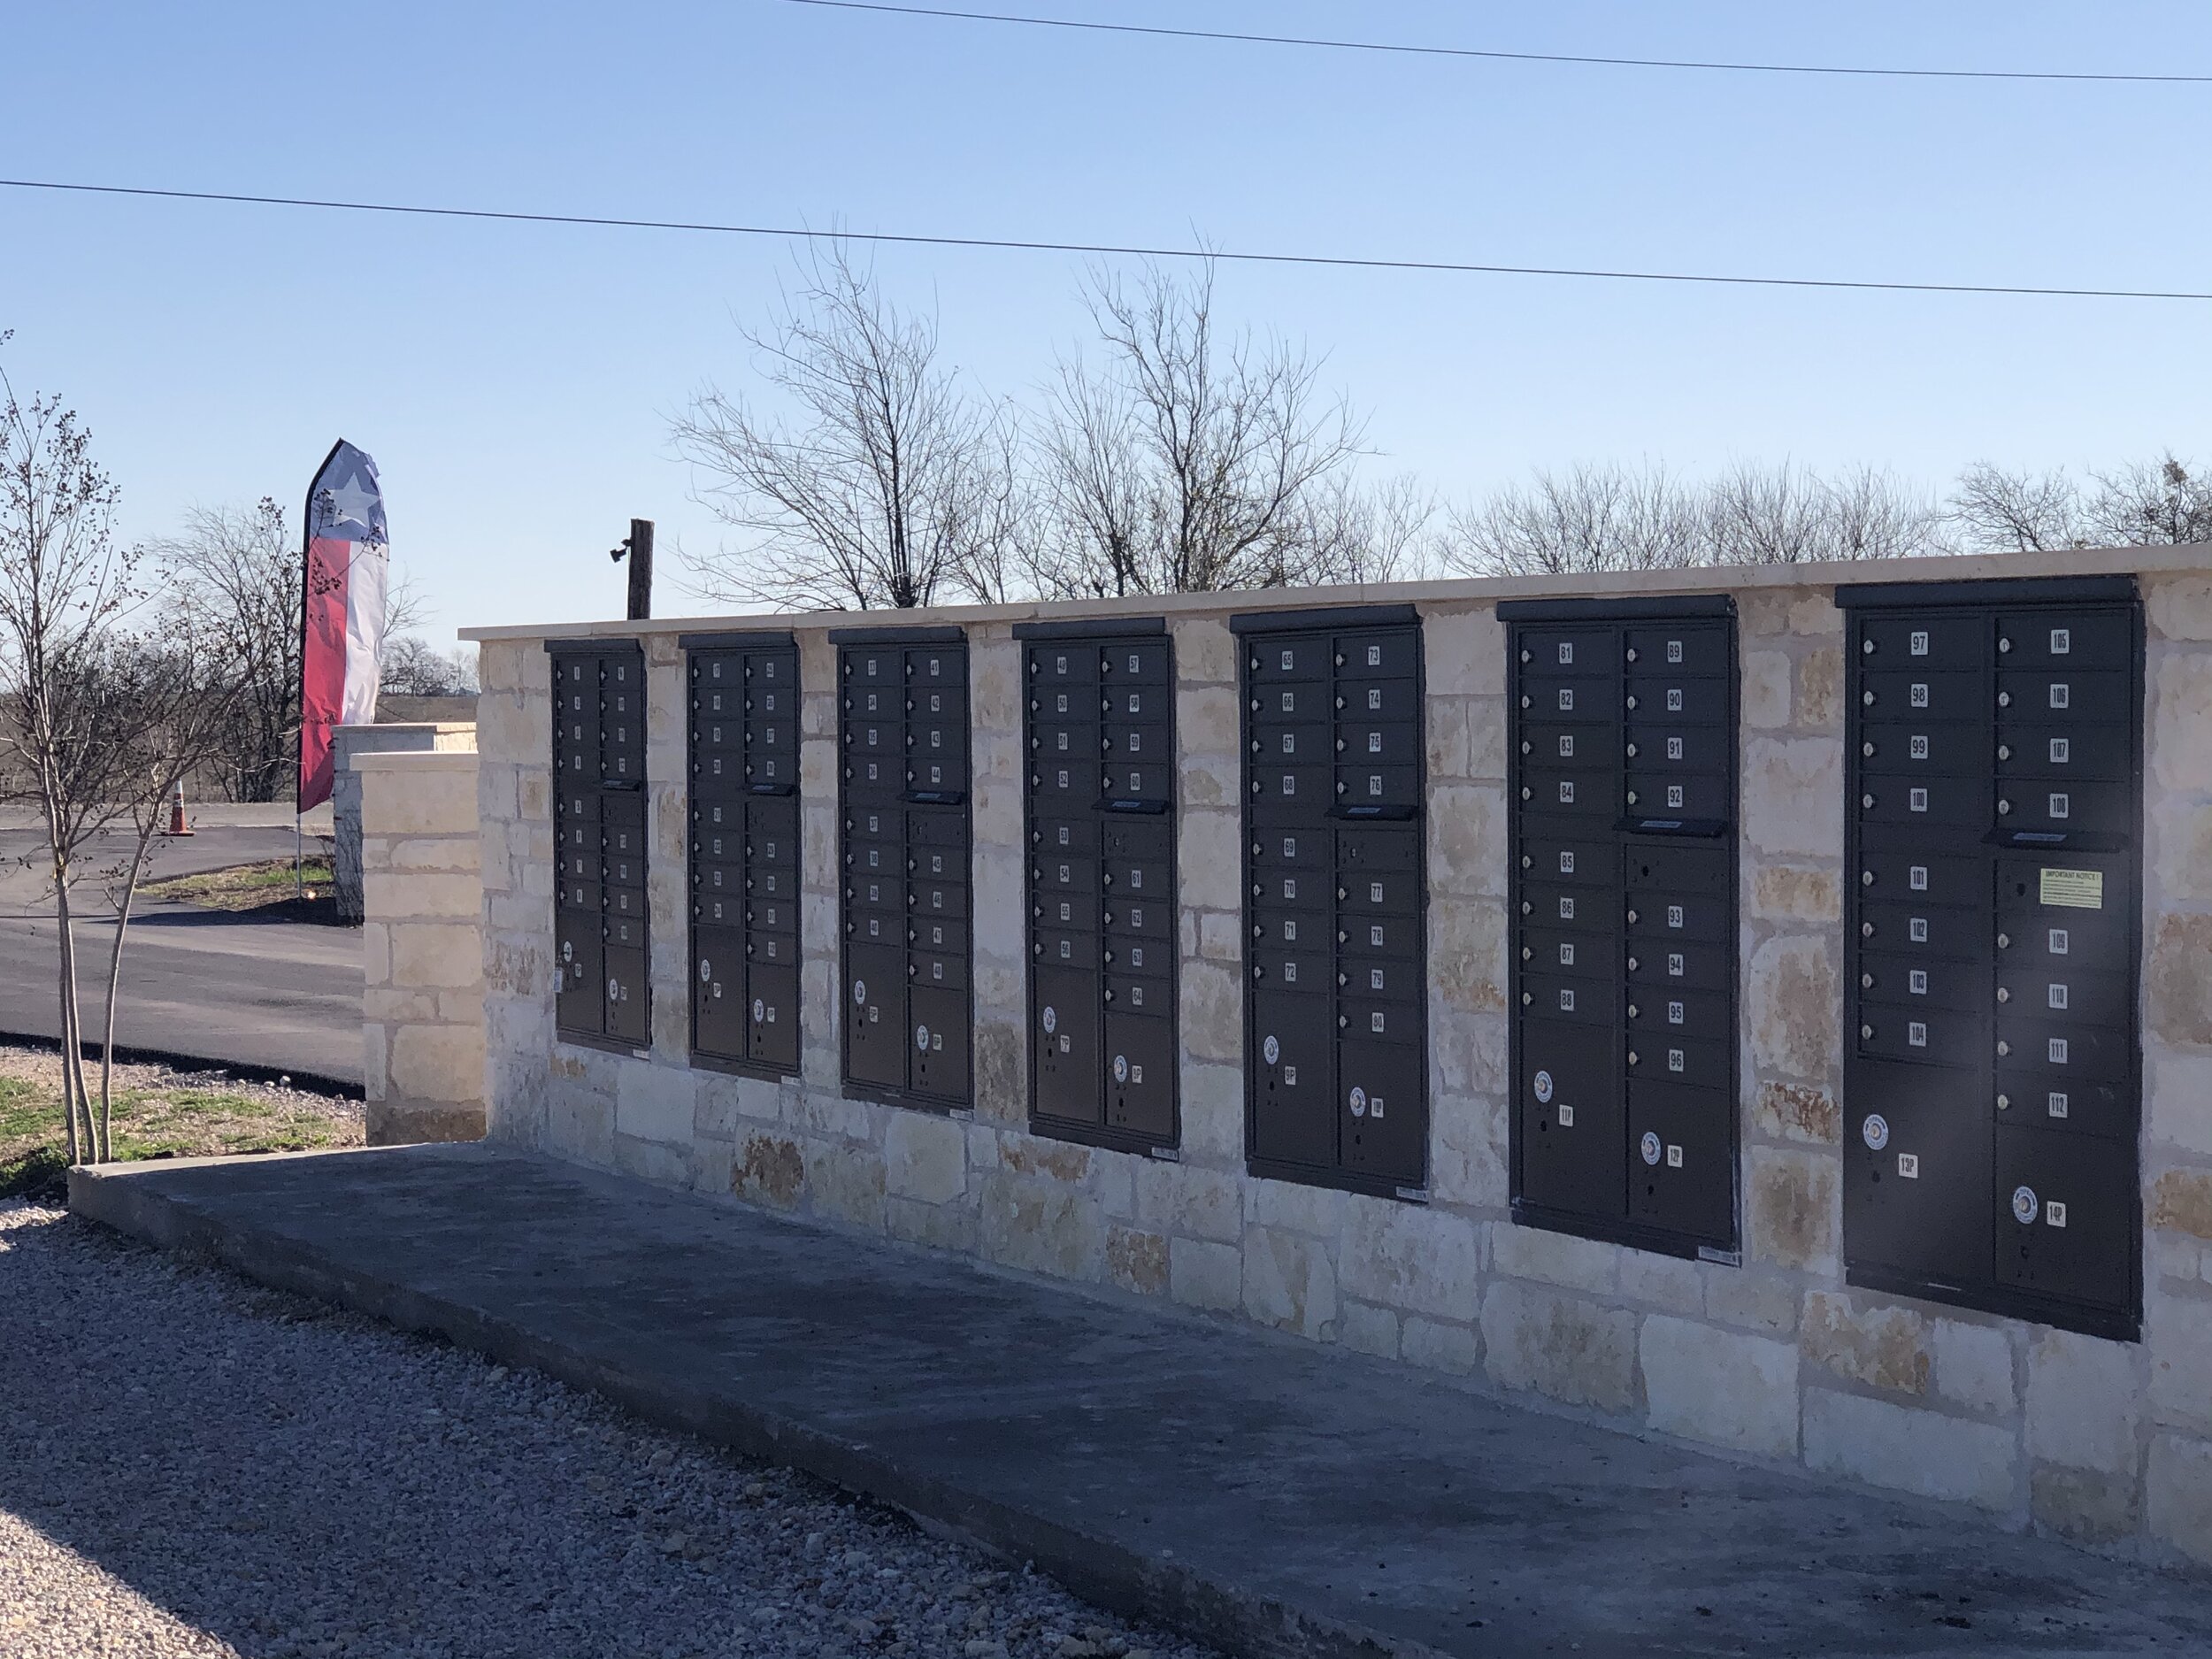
xmin=463 ymin=546 xmax=2212 ymax=1568
xmin=333 ymin=723 xmax=479 ymax=922
xmin=357 ymin=747 xmax=487 ymax=1145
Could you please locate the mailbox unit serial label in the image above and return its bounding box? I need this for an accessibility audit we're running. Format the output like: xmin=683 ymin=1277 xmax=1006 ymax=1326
xmin=1503 ymin=603 xmax=1740 ymax=1258
xmin=685 ymin=637 xmax=801 ymax=1075
xmin=1020 ymin=628 xmax=1179 ymax=1148
xmin=839 ymin=633 xmax=974 ymax=1108
xmin=552 ymin=645 xmax=649 ymax=1048
xmin=1239 ymin=615 xmax=1427 ymax=1195
xmin=1842 ymin=584 xmax=2142 ymax=1341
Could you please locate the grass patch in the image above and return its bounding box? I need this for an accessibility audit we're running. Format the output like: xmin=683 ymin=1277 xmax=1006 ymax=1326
xmin=0 ymin=1072 xmax=358 ymax=1200
xmin=141 ymin=857 xmax=336 ymax=911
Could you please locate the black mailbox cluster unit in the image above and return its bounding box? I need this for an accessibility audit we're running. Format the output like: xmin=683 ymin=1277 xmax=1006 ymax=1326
xmin=837 ymin=629 xmax=973 ymax=1108
xmin=1840 ymin=577 xmax=2143 ymax=1340
xmin=1234 ymin=606 xmax=1428 ymax=1197
xmin=682 ymin=633 xmax=802 ymax=1075
xmin=1503 ymin=599 xmax=1741 ymax=1261
xmin=551 ymin=643 xmax=650 ymax=1048
xmin=1018 ymin=622 xmax=1179 ymax=1152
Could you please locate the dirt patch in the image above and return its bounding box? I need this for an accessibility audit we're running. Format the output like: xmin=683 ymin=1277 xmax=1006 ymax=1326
xmin=0 ymin=1042 xmax=363 ymax=1200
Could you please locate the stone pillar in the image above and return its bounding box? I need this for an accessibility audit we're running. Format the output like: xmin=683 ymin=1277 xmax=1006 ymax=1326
xmin=357 ymin=748 xmax=487 ymax=1145
xmin=332 ymin=723 xmax=479 ymax=921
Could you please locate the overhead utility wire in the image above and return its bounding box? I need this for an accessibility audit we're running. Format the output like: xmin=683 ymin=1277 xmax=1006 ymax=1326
xmin=4 ymin=178 xmax=2208 ymax=303
xmin=777 ymin=0 xmax=2212 ymax=84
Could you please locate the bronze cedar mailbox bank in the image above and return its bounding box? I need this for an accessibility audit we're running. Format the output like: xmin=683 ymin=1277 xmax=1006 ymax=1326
xmin=1019 ymin=621 xmax=1180 ymax=1152
xmin=837 ymin=629 xmax=974 ymax=1110
xmin=683 ymin=632 xmax=802 ymax=1075
xmin=1236 ymin=606 xmax=1429 ymax=1198
xmin=1841 ymin=576 xmax=2144 ymax=1340
xmin=551 ymin=642 xmax=650 ymax=1049
xmin=1504 ymin=597 xmax=1742 ymax=1261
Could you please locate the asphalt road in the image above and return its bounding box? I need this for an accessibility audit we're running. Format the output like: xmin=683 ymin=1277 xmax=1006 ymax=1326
xmin=0 ymin=826 xmax=364 ymax=1090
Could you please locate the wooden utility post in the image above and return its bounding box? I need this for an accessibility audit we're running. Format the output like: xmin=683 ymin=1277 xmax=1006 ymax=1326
xmin=626 ymin=518 xmax=655 ymax=620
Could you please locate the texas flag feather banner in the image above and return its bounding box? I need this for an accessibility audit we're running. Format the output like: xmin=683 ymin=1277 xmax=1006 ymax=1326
xmin=296 ymin=439 xmax=390 ymax=811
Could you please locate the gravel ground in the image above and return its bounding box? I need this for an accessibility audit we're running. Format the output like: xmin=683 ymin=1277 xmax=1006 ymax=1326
xmin=0 ymin=1043 xmax=364 ymax=1118
xmin=0 ymin=1203 xmax=1219 ymax=1659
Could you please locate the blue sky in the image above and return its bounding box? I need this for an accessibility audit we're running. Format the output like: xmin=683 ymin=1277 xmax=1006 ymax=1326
xmin=3 ymin=2 xmax=2208 ymax=639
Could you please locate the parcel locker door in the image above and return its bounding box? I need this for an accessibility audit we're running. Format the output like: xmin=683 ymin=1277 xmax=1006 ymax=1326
xmin=908 ymin=984 xmax=971 ymax=1099
xmin=746 ymin=964 xmax=801 ymax=1072
xmin=1625 ymin=1083 xmax=1732 ymax=1243
xmin=555 ymin=917 xmax=603 ymax=1037
xmin=1518 ymin=1020 xmax=1620 ymax=1220
xmin=1994 ymin=1125 xmax=2135 ymax=1310
xmin=693 ymin=925 xmax=747 ymax=1059
xmin=845 ymin=943 xmax=906 ymax=1089
xmin=1339 ymin=1040 xmax=1424 ymax=1187
xmin=1250 ymin=992 xmax=1334 ymax=1170
xmin=1103 ymin=1011 xmax=1175 ymax=1141
xmin=1033 ymin=966 xmax=1101 ymax=1126
xmin=603 ymin=946 xmax=649 ymax=1047
xmin=1844 ymin=1058 xmax=1990 ymax=1285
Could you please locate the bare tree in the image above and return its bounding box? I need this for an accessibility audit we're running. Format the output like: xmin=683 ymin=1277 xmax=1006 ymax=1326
xmin=1947 ymin=462 xmax=2090 ymax=554
xmin=0 ymin=350 xmax=138 ymax=1164
xmin=674 ymin=242 xmax=1019 ymax=611
xmin=1286 ymin=473 xmax=1441 ymax=586
xmin=1706 ymin=460 xmax=1937 ymax=565
xmin=1443 ymin=462 xmax=1701 ymax=576
xmin=1030 ymin=260 xmax=1367 ymax=597
xmin=381 ymin=634 xmax=480 ymax=697
xmin=2085 ymin=454 xmax=2212 ymax=548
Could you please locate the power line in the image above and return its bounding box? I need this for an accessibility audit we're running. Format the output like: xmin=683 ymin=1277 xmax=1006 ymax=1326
xmin=777 ymin=0 xmax=2212 ymax=86
xmin=4 ymin=176 xmax=2209 ymax=303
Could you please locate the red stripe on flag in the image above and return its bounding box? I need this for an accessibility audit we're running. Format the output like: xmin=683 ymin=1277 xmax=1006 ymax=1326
xmin=296 ymin=534 xmax=352 ymax=810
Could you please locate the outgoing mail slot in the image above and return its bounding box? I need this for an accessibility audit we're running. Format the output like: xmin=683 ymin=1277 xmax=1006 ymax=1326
xmin=1522 ymin=972 xmax=1609 ymax=1026
xmin=747 ymin=802 xmax=799 ymax=864
xmin=1994 ymin=968 xmax=2129 ymax=1028
xmin=1995 ymin=670 xmax=2130 ymax=724
xmin=1102 ymin=817 xmax=1171 ymax=862
xmin=1997 ymin=612 xmax=2131 ymax=670
xmin=1623 ymin=772 xmax=1730 ymax=821
xmin=1517 ymin=630 xmax=1616 ymax=678
xmin=1857 ymin=1006 xmax=1975 ymax=1065
xmin=1623 ymin=626 xmax=1728 ymax=678
xmin=1622 ymin=678 xmax=1728 ymax=724
xmin=1994 ymin=1123 xmax=2134 ymax=1310
xmin=1624 ymin=723 xmax=1729 ymax=772
xmin=1993 ymin=1016 xmax=2131 ymax=1083
xmin=1860 ymin=670 xmax=1981 ymax=722
xmin=1858 ymin=723 xmax=1982 ymax=776
xmin=1860 ymin=952 xmax=1981 ymax=1012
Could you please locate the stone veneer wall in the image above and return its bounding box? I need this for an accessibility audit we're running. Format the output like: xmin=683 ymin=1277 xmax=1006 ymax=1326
xmin=357 ymin=747 xmax=487 ymax=1146
xmin=333 ymin=723 xmax=480 ymax=923
xmin=463 ymin=551 xmax=2212 ymax=1566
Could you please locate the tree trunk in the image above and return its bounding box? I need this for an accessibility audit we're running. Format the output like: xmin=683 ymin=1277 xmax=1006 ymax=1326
xmin=98 ymin=826 xmax=157 ymax=1164
xmin=53 ymin=879 xmax=96 ymax=1164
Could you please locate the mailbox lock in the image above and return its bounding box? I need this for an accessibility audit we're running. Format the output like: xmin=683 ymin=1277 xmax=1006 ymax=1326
xmin=1626 ymin=743 xmax=1639 ymax=759
xmin=1861 ymin=973 xmax=1873 ymax=989
xmin=1338 ymin=1015 xmax=1348 ymax=1029
xmin=1999 ymin=637 xmax=2012 ymax=653
xmin=1625 ymin=647 xmax=1639 ymax=663
xmin=1861 ymin=870 xmax=1875 ymax=887
xmin=1521 ymin=946 xmax=1532 ymax=961
xmin=1626 ymin=1050 xmax=1640 ymax=1067
xmin=1521 ymin=991 xmax=1532 ymax=1006
xmin=1521 ymin=787 xmax=1532 ymax=801
xmin=1519 ymin=649 xmax=1531 ymax=664
xmin=1998 ymin=691 xmax=2012 ymax=708
xmin=1521 ymin=855 xmax=1532 ymax=869
xmin=1627 ymin=1002 xmax=1640 ymax=1019
xmin=1863 ymin=690 xmax=1875 ymax=706
xmin=1996 ymin=1041 xmax=2012 ymax=1057
xmin=1862 ymin=638 xmax=1875 ymax=654
xmin=1626 ymin=909 xmax=1640 ymax=925
xmin=1997 ymin=1094 xmax=2012 ymax=1110
xmin=1626 ymin=956 xmax=1640 ymax=972
xmin=1625 ymin=695 xmax=1639 ymax=710
xmin=1997 ymin=799 xmax=2011 ymax=816
xmin=1997 ymin=745 xmax=2011 ymax=761
xmin=1862 ymin=793 xmax=1876 ymax=810
xmin=1862 ymin=742 xmax=1876 ymax=758
xmin=1627 ymin=791 xmax=1639 ymax=806
xmin=1521 ymin=741 xmax=1532 ymax=756
xmin=1861 ymin=1024 xmax=1874 ymax=1040
xmin=1997 ymin=987 xmax=2010 ymax=1003
xmin=1997 ymin=933 xmax=2010 ymax=949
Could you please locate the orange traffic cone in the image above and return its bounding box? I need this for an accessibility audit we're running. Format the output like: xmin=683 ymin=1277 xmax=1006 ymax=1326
xmin=162 ymin=783 xmax=193 ymax=836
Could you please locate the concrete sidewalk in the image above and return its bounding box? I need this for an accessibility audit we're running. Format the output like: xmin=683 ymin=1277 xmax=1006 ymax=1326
xmin=71 ymin=1143 xmax=2212 ymax=1659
